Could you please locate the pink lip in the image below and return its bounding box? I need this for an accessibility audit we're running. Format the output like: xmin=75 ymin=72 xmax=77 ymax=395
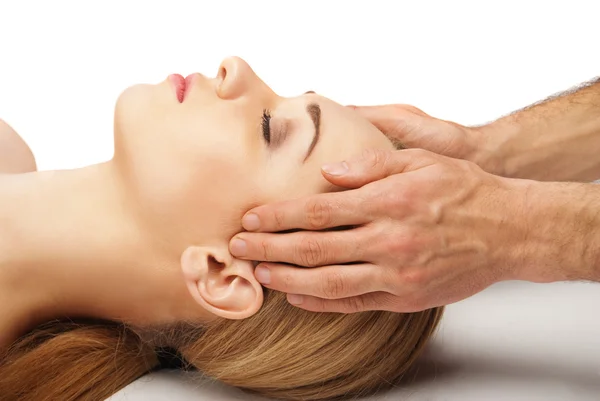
xmin=170 ymin=74 xmax=186 ymax=103
xmin=169 ymin=73 xmax=197 ymax=103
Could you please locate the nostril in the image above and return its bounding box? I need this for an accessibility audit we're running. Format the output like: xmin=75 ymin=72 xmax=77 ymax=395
xmin=218 ymin=66 xmax=226 ymax=80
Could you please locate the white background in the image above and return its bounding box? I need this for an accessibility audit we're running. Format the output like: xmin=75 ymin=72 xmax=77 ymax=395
xmin=0 ymin=1 xmax=598 ymax=171
xmin=2 ymin=2 xmax=600 ymax=400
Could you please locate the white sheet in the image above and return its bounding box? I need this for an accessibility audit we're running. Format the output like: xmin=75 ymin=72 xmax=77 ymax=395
xmin=108 ymin=280 xmax=600 ymax=400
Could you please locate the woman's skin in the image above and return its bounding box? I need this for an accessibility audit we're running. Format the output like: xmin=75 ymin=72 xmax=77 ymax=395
xmin=0 ymin=120 xmax=38 ymax=346
xmin=0 ymin=120 xmax=36 ymax=173
xmin=0 ymin=57 xmax=394 ymax=349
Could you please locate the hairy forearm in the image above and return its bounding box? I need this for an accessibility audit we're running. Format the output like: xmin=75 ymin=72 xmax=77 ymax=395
xmin=479 ymin=78 xmax=600 ymax=182
xmin=516 ymin=180 xmax=600 ymax=284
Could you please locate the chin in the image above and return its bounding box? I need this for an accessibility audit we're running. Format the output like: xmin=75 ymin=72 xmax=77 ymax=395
xmin=114 ymin=83 xmax=165 ymax=134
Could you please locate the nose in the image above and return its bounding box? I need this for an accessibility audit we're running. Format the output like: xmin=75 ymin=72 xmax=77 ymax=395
xmin=216 ymin=56 xmax=272 ymax=100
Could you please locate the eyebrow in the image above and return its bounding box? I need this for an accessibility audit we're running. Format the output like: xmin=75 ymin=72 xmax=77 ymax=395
xmin=303 ymin=103 xmax=321 ymax=162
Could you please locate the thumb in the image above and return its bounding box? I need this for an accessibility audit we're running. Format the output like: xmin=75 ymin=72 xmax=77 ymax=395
xmin=320 ymin=148 xmax=436 ymax=188
xmin=350 ymin=104 xmax=430 ymax=143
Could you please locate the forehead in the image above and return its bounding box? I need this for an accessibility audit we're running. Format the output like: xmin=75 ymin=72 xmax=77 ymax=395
xmin=280 ymin=94 xmax=393 ymax=147
xmin=308 ymin=95 xmax=394 ymax=159
xmin=261 ymin=94 xmax=394 ymax=195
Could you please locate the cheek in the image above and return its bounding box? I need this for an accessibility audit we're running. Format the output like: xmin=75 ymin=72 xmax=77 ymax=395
xmin=122 ymin=154 xmax=262 ymax=249
xmin=149 ymin=153 xmax=256 ymax=211
xmin=173 ymin=158 xmax=267 ymax=241
xmin=259 ymin=162 xmax=330 ymax=203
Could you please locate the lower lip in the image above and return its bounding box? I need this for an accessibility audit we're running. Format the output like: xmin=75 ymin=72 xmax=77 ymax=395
xmin=170 ymin=74 xmax=185 ymax=103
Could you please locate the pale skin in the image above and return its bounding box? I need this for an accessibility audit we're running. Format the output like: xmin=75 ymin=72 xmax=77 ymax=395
xmin=0 ymin=57 xmax=399 ymax=349
xmin=231 ymin=79 xmax=600 ymax=313
xmin=0 ymin=120 xmax=37 ymax=173
xmin=0 ymin=120 xmax=38 ymax=346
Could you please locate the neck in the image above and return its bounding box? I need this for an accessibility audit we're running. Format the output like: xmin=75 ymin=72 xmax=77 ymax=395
xmin=0 ymin=163 xmax=202 ymax=348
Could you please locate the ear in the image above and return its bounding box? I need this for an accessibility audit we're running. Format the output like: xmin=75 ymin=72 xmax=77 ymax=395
xmin=180 ymin=245 xmax=264 ymax=320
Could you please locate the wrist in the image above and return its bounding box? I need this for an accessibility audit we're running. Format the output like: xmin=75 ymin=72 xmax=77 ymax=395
xmin=470 ymin=117 xmax=521 ymax=178
xmin=514 ymin=180 xmax=600 ymax=283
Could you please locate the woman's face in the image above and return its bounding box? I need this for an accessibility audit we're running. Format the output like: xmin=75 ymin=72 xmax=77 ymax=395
xmin=113 ymin=57 xmax=394 ymax=253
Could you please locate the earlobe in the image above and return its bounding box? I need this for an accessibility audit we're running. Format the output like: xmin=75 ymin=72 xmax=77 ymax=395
xmin=180 ymin=245 xmax=264 ymax=320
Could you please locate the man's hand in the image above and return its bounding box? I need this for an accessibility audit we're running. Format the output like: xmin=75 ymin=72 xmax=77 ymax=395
xmin=349 ymin=104 xmax=499 ymax=173
xmin=229 ymin=148 xmax=535 ymax=313
xmin=351 ymin=76 xmax=600 ymax=183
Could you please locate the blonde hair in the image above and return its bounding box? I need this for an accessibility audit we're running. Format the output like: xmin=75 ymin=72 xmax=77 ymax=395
xmin=0 ymin=288 xmax=442 ymax=401
xmin=181 ymin=291 xmax=442 ymax=400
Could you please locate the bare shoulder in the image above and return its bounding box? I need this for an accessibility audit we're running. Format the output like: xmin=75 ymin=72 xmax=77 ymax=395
xmin=0 ymin=119 xmax=37 ymax=173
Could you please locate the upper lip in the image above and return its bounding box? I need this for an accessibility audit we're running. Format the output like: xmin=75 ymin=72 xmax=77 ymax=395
xmin=183 ymin=74 xmax=196 ymax=99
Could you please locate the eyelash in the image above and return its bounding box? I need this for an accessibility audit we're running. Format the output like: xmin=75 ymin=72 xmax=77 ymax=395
xmin=261 ymin=109 xmax=272 ymax=144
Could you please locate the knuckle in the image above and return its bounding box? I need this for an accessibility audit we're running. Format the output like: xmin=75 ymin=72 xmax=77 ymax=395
xmin=392 ymin=104 xmax=410 ymax=113
xmin=399 ymin=104 xmax=425 ymax=116
xmin=376 ymin=184 xmax=413 ymax=215
xmin=314 ymin=297 xmax=329 ymax=312
xmin=398 ymin=296 xmax=425 ymax=312
xmin=402 ymin=184 xmax=420 ymax=203
xmin=259 ymin=239 xmax=274 ymax=260
xmin=459 ymin=158 xmax=480 ymax=174
xmin=321 ymin=271 xmax=346 ymax=299
xmin=380 ymin=265 xmax=404 ymax=294
xmin=406 ymin=296 xmax=428 ymax=312
xmin=391 ymin=115 xmax=415 ymax=136
xmin=385 ymin=233 xmax=417 ymax=256
xmin=402 ymin=268 xmax=427 ymax=287
xmin=430 ymin=162 xmax=448 ymax=177
xmin=342 ymin=296 xmax=365 ymax=313
xmin=383 ymin=239 xmax=401 ymax=256
xmin=273 ymin=208 xmax=286 ymax=230
xmin=378 ymin=293 xmax=400 ymax=312
xmin=405 ymin=147 xmax=430 ymax=160
xmin=304 ymin=198 xmax=333 ymax=230
xmin=296 ymin=237 xmax=326 ymax=267
xmin=281 ymin=273 xmax=295 ymax=292
xmin=361 ymin=148 xmax=389 ymax=170
xmin=380 ymin=189 xmax=404 ymax=210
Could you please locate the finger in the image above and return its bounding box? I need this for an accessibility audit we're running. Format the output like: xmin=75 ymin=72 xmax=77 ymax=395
xmin=349 ymin=104 xmax=421 ymax=119
xmin=231 ymin=228 xmax=369 ymax=267
xmin=287 ymin=291 xmax=395 ymax=313
xmin=321 ymin=148 xmax=438 ymax=188
xmin=352 ymin=105 xmax=469 ymax=157
xmin=255 ymin=262 xmax=387 ymax=299
xmin=349 ymin=104 xmax=431 ymax=142
xmin=241 ymin=190 xmax=372 ymax=232
xmin=351 ymin=104 xmax=430 ymax=119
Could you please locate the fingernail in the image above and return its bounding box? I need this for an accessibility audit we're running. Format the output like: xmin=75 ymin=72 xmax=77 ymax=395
xmin=322 ymin=161 xmax=348 ymax=176
xmin=242 ymin=213 xmax=260 ymax=231
xmin=255 ymin=265 xmax=271 ymax=284
xmin=287 ymin=294 xmax=304 ymax=305
xmin=230 ymin=238 xmax=247 ymax=257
